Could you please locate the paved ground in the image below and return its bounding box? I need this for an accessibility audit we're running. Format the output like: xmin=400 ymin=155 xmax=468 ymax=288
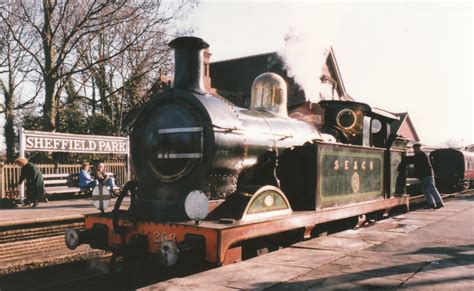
xmin=143 ymin=195 xmax=474 ymax=290
xmin=0 ymin=197 xmax=129 ymax=227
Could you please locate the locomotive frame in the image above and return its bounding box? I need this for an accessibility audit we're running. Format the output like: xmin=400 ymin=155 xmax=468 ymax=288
xmin=82 ymin=195 xmax=408 ymax=266
xmin=69 ymin=141 xmax=409 ymax=266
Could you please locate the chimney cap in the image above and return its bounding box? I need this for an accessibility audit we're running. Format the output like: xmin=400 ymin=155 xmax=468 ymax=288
xmin=169 ymin=37 xmax=209 ymax=49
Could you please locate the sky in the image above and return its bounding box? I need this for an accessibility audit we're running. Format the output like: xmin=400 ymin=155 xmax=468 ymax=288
xmin=0 ymin=1 xmax=472 ymax=152
xmin=179 ymin=0 xmax=473 ymax=147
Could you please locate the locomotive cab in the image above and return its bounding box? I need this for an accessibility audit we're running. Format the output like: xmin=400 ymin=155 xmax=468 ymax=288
xmin=364 ymin=108 xmax=400 ymax=149
xmin=319 ymin=100 xmax=399 ymax=148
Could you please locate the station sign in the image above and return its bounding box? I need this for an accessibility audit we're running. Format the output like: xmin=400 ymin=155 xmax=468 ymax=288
xmin=22 ymin=130 xmax=128 ymax=154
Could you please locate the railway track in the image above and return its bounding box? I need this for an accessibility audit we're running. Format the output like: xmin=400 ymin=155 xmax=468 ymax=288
xmin=0 ymin=218 xmax=84 ymax=244
xmin=0 ymin=198 xmax=131 ymax=275
xmin=0 ymin=218 xmax=108 ymax=276
xmin=0 ymin=252 xmax=212 ymax=291
xmin=1 ymin=191 xmax=472 ymax=291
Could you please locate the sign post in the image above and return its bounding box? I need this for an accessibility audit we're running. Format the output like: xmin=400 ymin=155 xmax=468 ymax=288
xmin=17 ymin=129 xmax=130 ymax=201
xmin=126 ymin=137 xmax=131 ymax=182
xmin=19 ymin=127 xmax=25 ymax=202
xmin=23 ymin=130 xmax=129 ymax=154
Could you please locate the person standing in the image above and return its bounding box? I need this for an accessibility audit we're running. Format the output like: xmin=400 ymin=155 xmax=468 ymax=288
xmin=15 ymin=158 xmax=44 ymax=207
xmin=395 ymin=158 xmax=407 ymax=195
xmin=406 ymin=143 xmax=445 ymax=209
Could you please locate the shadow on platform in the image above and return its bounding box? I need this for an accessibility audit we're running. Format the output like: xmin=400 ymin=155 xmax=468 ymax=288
xmin=257 ymin=243 xmax=474 ymax=290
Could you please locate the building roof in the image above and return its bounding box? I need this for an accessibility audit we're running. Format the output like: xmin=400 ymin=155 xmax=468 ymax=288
xmin=211 ymin=52 xmax=286 ymax=94
xmin=321 ymin=47 xmax=349 ymax=99
xmin=465 ymin=144 xmax=474 ymax=152
xmin=390 ymin=112 xmax=420 ymax=142
xmin=210 ymin=47 xmax=351 ymax=107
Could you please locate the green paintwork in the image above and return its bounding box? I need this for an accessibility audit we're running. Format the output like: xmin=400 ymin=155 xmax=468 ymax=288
xmin=318 ymin=144 xmax=384 ymax=208
xmin=246 ymin=190 xmax=289 ymax=214
xmin=390 ymin=151 xmax=403 ymax=195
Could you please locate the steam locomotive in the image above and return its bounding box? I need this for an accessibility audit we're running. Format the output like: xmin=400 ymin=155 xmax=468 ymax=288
xmin=65 ymin=37 xmax=409 ymax=267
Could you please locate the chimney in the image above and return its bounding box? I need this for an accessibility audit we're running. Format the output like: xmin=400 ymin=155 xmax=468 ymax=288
xmin=203 ymin=48 xmax=212 ymax=92
xmin=168 ymin=37 xmax=209 ymax=93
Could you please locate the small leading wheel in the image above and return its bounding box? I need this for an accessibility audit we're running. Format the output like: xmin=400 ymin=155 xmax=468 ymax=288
xmin=109 ymin=253 xmax=138 ymax=273
xmin=109 ymin=253 xmax=126 ymax=273
xmin=110 ymin=252 xmax=141 ymax=288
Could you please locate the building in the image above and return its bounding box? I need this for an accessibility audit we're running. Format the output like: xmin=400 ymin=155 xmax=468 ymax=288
xmin=208 ymin=45 xmax=420 ymax=139
xmin=210 ymin=47 xmax=350 ymax=109
xmin=210 ymin=52 xmax=300 ymax=108
xmin=209 ymin=48 xmax=351 ymax=129
xmin=390 ymin=112 xmax=420 ymax=144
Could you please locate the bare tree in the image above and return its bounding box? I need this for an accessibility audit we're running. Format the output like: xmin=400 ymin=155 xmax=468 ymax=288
xmin=71 ymin=1 xmax=193 ymax=134
xmin=0 ymin=0 xmax=40 ymax=162
xmin=1 ymin=0 xmax=195 ymax=131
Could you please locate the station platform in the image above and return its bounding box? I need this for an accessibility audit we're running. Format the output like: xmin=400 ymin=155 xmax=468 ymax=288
xmin=142 ymin=193 xmax=474 ymax=290
xmin=0 ymin=197 xmax=128 ymax=227
xmin=0 ymin=197 xmax=127 ymax=274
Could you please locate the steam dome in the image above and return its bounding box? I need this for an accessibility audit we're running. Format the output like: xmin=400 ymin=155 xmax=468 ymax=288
xmin=250 ymin=72 xmax=288 ymax=116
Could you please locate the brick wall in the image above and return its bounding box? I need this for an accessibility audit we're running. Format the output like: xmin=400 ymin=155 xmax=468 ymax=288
xmin=0 ymin=219 xmax=107 ymax=274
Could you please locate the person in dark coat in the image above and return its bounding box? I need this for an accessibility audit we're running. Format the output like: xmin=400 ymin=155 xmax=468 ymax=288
xmin=405 ymin=143 xmax=445 ymax=209
xmin=16 ymin=158 xmax=44 ymax=207
xmin=395 ymin=158 xmax=407 ymax=195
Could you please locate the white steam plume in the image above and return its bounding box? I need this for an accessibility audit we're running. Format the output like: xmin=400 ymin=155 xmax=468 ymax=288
xmin=277 ymin=5 xmax=347 ymax=103
xmin=278 ymin=29 xmax=331 ymax=103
